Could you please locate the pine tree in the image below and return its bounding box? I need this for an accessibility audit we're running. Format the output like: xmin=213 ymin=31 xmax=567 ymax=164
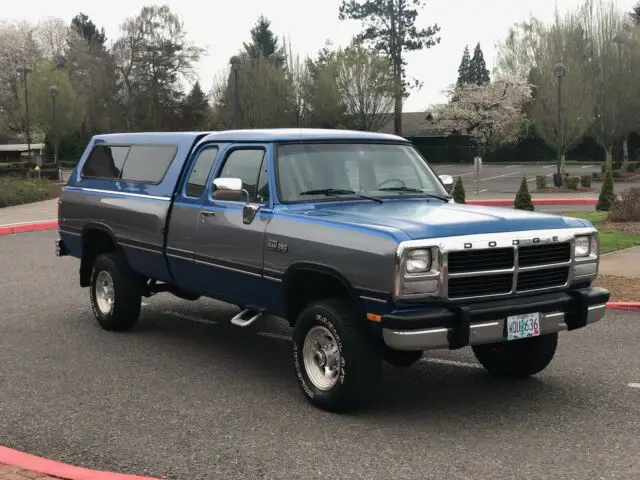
xmin=181 ymin=82 xmax=210 ymax=130
xmin=468 ymin=43 xmax=490 ymax=85
xmin=243 ymin=15 xmax=284 ymax=67
xmin=514 ymin=176 xmax=534 ymax=211
xmin=456 ymin=45 xmax=471 ymax=86
xmin=451 ymin=176 xmax=466 ymax=203
xmin=596 ymin=166 xmax=615 ymax=211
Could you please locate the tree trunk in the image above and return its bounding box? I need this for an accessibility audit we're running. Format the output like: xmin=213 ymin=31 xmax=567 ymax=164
xmin=393 ymin=75 xmax=402 ymax=137
xmin=622 ymin=137 xmax=629 ymax=171
xmin=605 ymin=148 xmax=613 ymax=171
xmin=561 ymin=153 xmax=566 ymax=177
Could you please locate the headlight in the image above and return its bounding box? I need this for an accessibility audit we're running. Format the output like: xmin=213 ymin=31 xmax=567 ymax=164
xmin=405 ymin=249 xmax=432 ymax=273
xmin=575 ymin=235 xmax=598 ymax=258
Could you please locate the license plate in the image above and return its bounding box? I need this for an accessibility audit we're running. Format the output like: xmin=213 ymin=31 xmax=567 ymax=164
xmin=506 ymin=313 xmax=540 ymax=341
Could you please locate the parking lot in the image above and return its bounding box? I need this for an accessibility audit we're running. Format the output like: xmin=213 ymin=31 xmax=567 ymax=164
xmin=1 ymin=230 xmax=639 ymax=480
xmin=431 ymin=163 xmax=639 ymax=193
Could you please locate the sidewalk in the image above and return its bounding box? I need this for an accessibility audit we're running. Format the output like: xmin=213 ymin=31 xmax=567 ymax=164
xmin=599 ymin=246 xmax=640 ymax=278
xmin=0 ymin=199 xmax=58 ymax=227
xmin=0 ymin=463 xmax=55 ymax=479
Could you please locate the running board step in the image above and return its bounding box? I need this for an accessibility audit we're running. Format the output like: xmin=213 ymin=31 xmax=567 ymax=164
xmin=231 ymin=308 xmax=263 ymax=327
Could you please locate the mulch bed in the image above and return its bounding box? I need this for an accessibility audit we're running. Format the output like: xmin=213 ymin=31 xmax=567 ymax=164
xmin=593 ymin=275 xmax=640 ymax=302
xmin=601 ymin=221 xmax=640 ymax=235
xmin=535 ymin=187 xmax=598 ymax=193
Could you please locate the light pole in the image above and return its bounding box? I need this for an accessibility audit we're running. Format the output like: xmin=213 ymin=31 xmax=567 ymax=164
xmin=553 ymin=62 xmax=566 ymax=187
xmin=230 ymin=56 xmax=241 ymax=128
xmin=49 ymin=85 xmax=59 ymax=164
xmin=16 ymin=66 xmax=33 ymax=160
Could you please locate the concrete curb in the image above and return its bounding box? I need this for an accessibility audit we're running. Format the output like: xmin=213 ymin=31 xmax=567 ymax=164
xmin=0 ymin=220 xmax=58 ymax=236
xmin=467 ymin=198 xmax=597 ymax=207
xmin=606 ymin=302 xmax=640 ymax=311
xmin=0 ymin=446 xmax=160 ymax=480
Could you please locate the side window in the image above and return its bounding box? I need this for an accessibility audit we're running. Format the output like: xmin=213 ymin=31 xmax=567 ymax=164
xmin=120 ymin=145 xmax=177 ymax=184
xmin=81 ymin=145 xmax=130 ymax=179
xmin=185 ymin=147 xmax=219 ymax=197
xmin=218 ymin=149 xmax=268 ymax=203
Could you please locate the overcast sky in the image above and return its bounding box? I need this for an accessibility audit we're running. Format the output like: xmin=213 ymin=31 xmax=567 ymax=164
xmin=4 ymin=0 xmax=637 ymax=111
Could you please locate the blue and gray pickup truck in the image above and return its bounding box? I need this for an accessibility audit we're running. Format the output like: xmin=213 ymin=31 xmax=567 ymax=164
xmin=56 ymin=128 xmax=609 ymax=412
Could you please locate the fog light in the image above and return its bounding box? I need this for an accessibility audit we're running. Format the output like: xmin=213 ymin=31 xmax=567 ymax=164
xmin=403 ymin=279 xmax=439 ymax=295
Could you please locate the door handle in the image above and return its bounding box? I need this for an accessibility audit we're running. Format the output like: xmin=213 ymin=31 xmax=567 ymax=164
xmin=200 ymin=211 xmax=216 ymax=217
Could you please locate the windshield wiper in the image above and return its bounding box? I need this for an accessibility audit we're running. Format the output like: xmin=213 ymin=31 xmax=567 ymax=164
xmin=299 ymin=188 xmax=383 ymax=203
xmin=378 ymin=186 xmax=450 ymax=202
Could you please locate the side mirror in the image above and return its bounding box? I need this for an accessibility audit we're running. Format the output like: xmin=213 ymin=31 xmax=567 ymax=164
xmin=213 ymin=177 xmax=244 ymax=201
xmin=439 ymin=174 xmax=454 ymax=187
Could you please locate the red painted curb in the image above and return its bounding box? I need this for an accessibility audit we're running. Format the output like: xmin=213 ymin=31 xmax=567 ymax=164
xmin=467 ymin=198 xmax=597 ymax=206
xmin=606 ymin=302 xmax=640 ymax=311
xmin=0 ymin=446 xmax=160 ymax=480
xmin=0 ymin=220 xmax=58 ymax=236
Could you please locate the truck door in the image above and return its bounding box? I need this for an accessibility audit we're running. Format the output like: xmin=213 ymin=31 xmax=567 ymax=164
xmin=190 ymin=144 xmax=272 ymax=307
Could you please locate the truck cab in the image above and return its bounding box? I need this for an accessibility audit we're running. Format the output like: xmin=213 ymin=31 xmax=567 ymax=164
xmin=57 ymin=128 xmax=610 ymax=413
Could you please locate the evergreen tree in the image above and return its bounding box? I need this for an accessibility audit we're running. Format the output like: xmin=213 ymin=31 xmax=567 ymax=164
xmin=468 ymin=42 xmax=490 ymax=85
xmin=451 ymin=176 xmax=466 ymax=203
xmin=71 ymin=13 xmax=107 ymax=47
xmin=243 ymin=15 xmax=284 ymax=67
xmin=596 ymin=166 xmax=615 ymax=211
xmin=514 ymin=176 xmax=534 ymax=211
xmin=181 ymin=81 xmax=210 ymax=130
xmin=631 ymin=1 xmax=640 ymax=25
xmin=456 ymin=45 xmax=471 ymax=86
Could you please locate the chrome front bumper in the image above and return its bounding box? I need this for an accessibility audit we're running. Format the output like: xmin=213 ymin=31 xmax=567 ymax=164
xmin=383 ymin=304 xmax=607 ymax=351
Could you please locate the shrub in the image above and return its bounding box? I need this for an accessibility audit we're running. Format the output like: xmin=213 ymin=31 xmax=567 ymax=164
xmin=514 ymin=176 xmax=534 ymax=211
xmin=451 ymin=176 xmax=466 ymax=203
xmin=580 ymin=175 xmax=592 ymax=188
xmin=609 ymin=188 xmax=640 ymax=222
xmin=596 ymin=167 xmax=615 ymax=211
xmin=627 ymin=163 xmax=639 ymax=173
xmin=535 ymin=175 xmax=547 ymax=189
xmin=0 ymin=178 xmax=61 ymax=208
xmin=612 ymin=170 xmax=622 ymax=178
xmin=566 ymin=177 xmax=580 ymax=190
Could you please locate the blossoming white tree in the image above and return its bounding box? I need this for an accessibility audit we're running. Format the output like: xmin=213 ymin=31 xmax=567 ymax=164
xmin=429 ymin=78 xmax=532 ymax=159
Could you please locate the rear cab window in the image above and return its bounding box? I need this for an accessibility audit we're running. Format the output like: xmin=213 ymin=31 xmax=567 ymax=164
xmin=80 ymin=143 xmax=177 ymax=184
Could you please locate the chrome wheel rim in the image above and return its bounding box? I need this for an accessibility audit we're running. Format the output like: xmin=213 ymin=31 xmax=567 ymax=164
xmin=95 ymin=271 xmax=115 ymax=315
xmin=303 ymin=326 xmax=341 ymax=390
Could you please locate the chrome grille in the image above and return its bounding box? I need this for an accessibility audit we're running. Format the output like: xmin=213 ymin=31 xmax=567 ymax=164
xmin=446 ymin=242 xmax=572 ymax=300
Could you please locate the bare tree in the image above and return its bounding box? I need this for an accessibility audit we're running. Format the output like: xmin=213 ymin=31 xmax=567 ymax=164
xmin=332 ymin=41 xmax=394 ymax=131
xmin=36 ymin=17 xmax=70 ymax=66
xmin=581 ymin=0 xmax=640 ymax=169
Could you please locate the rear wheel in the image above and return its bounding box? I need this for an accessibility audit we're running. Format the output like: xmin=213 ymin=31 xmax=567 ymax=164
xmin=292 ymin=299 xmax=381 ymax=412
xmin=472 ymin=333 xmax=558 ymax=378
xmin=90 ymin=252 xmax=142 ymax=332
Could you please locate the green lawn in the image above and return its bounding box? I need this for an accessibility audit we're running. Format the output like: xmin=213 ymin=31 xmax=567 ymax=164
xmin=561 ymin=210 xmax=640 ymax=254
xmin=0 ymin=177 xmax=61 ymax=208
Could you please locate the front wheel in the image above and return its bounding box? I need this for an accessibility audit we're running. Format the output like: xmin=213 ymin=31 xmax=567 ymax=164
xmin=472 ymin=333 xmax=558 ymax=378
xmin=90 ymin=252 xmax=142 ymax=332
xmin=292 ymin=299 xmax=381 ymax=413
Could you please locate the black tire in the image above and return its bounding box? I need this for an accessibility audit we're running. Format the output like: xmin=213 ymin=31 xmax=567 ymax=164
xmin=90 ymin=252 xmax=142 ymax=332
xmin=472 ymin=333 xmax=558 ymax=378
xmin=382 ymin=346 xmax=423 ymax=367
xmin=292 ymin=299 xmax=381 ymax=413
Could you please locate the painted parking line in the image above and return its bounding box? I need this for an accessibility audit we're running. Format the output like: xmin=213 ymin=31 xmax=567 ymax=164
xmin=543 ymin=165 xmax=555 ymax=169
xmin=422 ymin=357 xmax=483 ymax=369
xmin=582 ymin=165 xmax=592 ymax=169
xmin=628 ymin=383 xmax=640 ymax=389
xmin=474 ymin=172 xmax=521 ymax=182
xmin=506 ymin=165 xmax=520 ymax=169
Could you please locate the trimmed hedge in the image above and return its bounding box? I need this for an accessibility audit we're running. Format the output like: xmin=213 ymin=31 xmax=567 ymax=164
xmin=0 ymin=177 xmax=61 ymax=208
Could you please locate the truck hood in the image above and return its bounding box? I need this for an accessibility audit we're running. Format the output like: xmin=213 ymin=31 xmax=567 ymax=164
xmin=287 ymin=200 xmax=589 ymax=240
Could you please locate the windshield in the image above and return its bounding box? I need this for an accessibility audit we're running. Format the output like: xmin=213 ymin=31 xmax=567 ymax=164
xmin=275 ymin=142 xmax=448 ymax=203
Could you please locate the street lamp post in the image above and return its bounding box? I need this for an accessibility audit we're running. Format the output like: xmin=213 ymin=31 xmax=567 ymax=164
xmin=16 ymin=66 xmax=33 ymax=160
xmin=553 ymin=62 xmax=566 ymax=187
xmin=230 ymin=56 xmax=241 ymax=128
xmin=49 ymin=85 xmax=59 ymax=164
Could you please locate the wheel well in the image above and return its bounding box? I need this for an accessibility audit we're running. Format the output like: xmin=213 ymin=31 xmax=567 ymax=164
xmin=80 ymin=229 xmax=116 ymax=287
xmin=283 ymin=267 xmax=359 ymax=325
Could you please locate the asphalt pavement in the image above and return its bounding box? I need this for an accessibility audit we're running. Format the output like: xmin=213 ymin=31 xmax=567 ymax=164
xmin=1 ymin=230 xmax=639 ymax=480
xmin=431 ymin=163 xmax=638 ymax=194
